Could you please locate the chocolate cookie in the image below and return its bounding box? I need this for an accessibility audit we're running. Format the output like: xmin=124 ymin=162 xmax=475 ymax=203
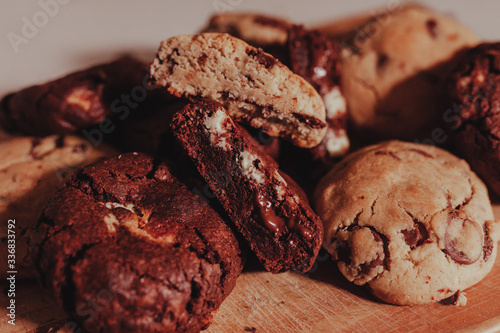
xmin=0 ymin=57 xmax=150 ymax=136
xmin=171 ymin=100 xmax=323 ymax=273
xmin=446 ymin=43 xmax=500 ymax=196
xmin=0 ymin=135 xmax=117 ymax=280
xmin=330 ymin=6 xmax=477 ymax=141
xmin=31 ymin=153 xmax=244 ymax=332
xmin=315 ymin=141 xmax=500 ymax=305
xmin=149 ymin=33 xmax=327 ymax=148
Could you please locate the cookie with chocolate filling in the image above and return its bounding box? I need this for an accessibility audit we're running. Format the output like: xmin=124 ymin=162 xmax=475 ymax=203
xmin=446 ymin=42 xmax=500 ymax=196
xmin=0 ymin=57 xmax=152 ymax=136
xmin=149 ymin=33 xmax=327 ymax=148
xmin=315 ymin=140 xmax=500 ymax=305
xmin=31 ymin=152 xmax=245 ymax=332
xmin=171 ymin=100 xmax=323 ymax=273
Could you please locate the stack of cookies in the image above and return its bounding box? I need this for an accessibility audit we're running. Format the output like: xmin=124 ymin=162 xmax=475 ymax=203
xmin=1 ymin=3 xmax=500 ymax=332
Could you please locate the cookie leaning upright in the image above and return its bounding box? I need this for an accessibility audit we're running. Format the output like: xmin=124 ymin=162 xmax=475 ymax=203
xmin=314 ymin=141 xmax=500 ymax=305
xmin=149 ymin=33 xmax=327 ymax=148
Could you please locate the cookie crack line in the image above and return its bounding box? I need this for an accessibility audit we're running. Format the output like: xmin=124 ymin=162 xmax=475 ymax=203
xmin=61 ymin=241 xmax=102 ymax=314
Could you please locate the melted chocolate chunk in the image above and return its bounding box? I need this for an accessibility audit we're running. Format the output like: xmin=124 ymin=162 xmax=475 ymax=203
xmin=245 ymin=48 xmax=278 ymax=68
xmin=402 ymin=221 xmax=429 ymax=248
xmin=443 ymin=211 xmax=482 ymax=265
xmin=256 ymin=191 xmax=286 ymax=236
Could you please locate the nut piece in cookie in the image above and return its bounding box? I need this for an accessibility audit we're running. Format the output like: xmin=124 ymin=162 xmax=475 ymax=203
xmin=0 ymin=135 xmax=117 ymax=280
xmin=315 ymin=141 xmax=500 ymax=305
xmin=445 ymin=42 xmax=500 ymax=196
xmin=171 ymin=100 xmax=323 ymax=273
xmin=31 ymin=153 xmax=244 ymax=332
xmin=0 ymin=57 xmax=150 ymax=136
xmin=149 ymin=33 xmax=327 ymax=148
xmin=325 ymin=5 xmax=477 ymax=141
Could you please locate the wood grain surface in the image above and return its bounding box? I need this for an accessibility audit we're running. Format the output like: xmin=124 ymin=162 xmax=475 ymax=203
xmin=2 ymin=208 xmax=500 ymax=333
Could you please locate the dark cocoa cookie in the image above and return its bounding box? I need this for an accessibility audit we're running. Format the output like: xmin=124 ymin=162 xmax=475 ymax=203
xmin=446 ymin=43 xmax=500 ymax=196
xmin=31 ymin=153 xmax=244 ymax=332
xmin=0 ymin=57 xmax=152 ymax=136
xmin=171 ymin=100 xmax=323 ymax=273
xmin=315 ymin=141 xmax=500 ymax=305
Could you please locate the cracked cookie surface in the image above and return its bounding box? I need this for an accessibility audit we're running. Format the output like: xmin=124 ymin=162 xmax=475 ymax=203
xmin=0 ymin=135 xmax=116 ymax=280
xmin=314 ymin=141 xmax=500 ymax=305
xmin=31 ymin=152 xmax=244 ymax=332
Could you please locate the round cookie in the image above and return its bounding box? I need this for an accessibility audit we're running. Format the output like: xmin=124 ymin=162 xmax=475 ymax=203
xmin=0 ymin=135 xmax=117 ymax=280
xmin=315 ymin=141 xmax=500 ymax=305
xmin=334 ymin=6 xmax=477 ymax=141
xmin=31 ymin=152 xmax=244 ymax=332
xmin=445 ymin=43 xmax=500 ymax=196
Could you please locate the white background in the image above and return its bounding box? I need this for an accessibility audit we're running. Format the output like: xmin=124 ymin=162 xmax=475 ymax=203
xmin=1 ymin=0 xmax=498 ymax=97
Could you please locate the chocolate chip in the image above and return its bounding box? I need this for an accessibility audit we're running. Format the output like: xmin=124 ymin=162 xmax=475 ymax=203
xmin=443 ymin=211 xmax=483 ymax=265
xmin=402 ymin=221 xmax=429 ymax=248
xmin=246 ymin=48 xmax=277 ymax=68
xmin=198 ymin=53 xmax=208 ymax=66
xmin=426 ymin=19 xmax=438 ymax=38
xmin=377 ymin=53 xmax=389 ymax=69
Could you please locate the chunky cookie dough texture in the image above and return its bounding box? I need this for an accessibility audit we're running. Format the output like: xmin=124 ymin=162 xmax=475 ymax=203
xmin=321 ymin=5 xmax=478 ymax=141
xmin=149 ymin=33 xmax=327 ymax=148
xmin=446 ymin=43 xmax=500 ymax=196
xmin=31 ymin=153 xmax=245 ymax=333
xmin=315 ymin=141 xmax=500 ymax=305
xmin=0 ymin=135 xmax=117 ymax=280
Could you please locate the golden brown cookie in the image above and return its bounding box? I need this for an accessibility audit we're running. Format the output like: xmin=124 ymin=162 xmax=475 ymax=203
xmin=315 ymin=141 xmax=500 ymax=305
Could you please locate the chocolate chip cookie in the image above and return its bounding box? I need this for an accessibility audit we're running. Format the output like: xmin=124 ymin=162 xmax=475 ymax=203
xmin=31 ymin=153 xmax=244 ymax=332
xmin=0 ymin=135 xmax=117 ymax=280
xmin=315 ymin=141 xmax=500 ymax=305
xmin=446 ymin=43 xmax=500 ymax=196
xmin=332 ymin=6 xmax=477 ymax=141
xmin=203 ymin=14 xmax=349 ymax=158
xmin=171 ymin=100 xmax=323 ymax=273
xmin=0 ymin=57 xmax=149 ymax=136
xmin=149 ymin=33 xmax=327 ymax=148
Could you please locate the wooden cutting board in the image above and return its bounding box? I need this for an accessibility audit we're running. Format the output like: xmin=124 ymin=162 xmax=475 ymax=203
xmin=2 ymin=207 xmax=500 ymax=333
